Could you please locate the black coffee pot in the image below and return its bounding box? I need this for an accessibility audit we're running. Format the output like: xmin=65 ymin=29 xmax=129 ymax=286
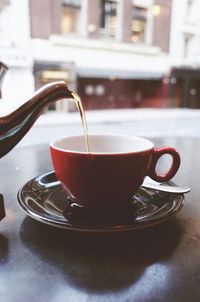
xmin=0 ymin=62 xmax=73 ymax=158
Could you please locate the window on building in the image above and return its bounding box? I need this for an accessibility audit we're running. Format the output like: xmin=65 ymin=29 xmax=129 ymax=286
xmin=61 ymin=0 xmax=81 ymax=34
xmin=101 ymin=0 xmax=117 ymax=38
xmin=185 ymin=0 xmax=198 ymax=24
xmin=132 ymin=6 xmax=148 ymax=43
xmin=184 ymin=35 xmax=194 ymax=58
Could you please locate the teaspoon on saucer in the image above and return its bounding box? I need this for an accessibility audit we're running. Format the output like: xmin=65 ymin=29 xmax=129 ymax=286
xmin=142 ymin=177 xmax=190 ymax=194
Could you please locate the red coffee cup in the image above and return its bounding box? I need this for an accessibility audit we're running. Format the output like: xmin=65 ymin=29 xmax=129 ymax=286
xmin=50 ymin=134 xmax=180 ymax=209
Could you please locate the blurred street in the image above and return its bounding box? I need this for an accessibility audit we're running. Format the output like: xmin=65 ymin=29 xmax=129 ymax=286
xmin=17 ymin=108 xmax=200 ymax=147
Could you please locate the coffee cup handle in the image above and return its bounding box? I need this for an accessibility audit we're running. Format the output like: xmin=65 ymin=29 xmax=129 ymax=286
xmin=148 ymin=147 xmax=181 ymax=182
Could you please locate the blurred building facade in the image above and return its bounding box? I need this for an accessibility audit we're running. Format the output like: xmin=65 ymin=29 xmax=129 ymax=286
xmin=0 ymin=0 xmax=199 ymax=112
xmin=0 ymin=0 xmax=34 ymax=111
xmin=169 ymin=0 xmax=200 ymax=108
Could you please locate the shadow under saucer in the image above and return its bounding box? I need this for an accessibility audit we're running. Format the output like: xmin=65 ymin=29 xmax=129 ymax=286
xmin=19 ymin=215 xmax=183 ymax=294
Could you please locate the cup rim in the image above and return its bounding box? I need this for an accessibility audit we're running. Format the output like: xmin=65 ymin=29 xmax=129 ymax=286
xmin=50 ymin=133 xmax=154 ymax=155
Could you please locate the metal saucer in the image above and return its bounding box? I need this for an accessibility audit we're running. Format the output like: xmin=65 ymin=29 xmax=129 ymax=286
xmin=17 ymin=171 xmax=184 ymax=233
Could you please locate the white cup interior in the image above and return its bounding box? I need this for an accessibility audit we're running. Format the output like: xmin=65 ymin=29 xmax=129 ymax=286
xmin=50 ymin=134 xmax=154 ymax=154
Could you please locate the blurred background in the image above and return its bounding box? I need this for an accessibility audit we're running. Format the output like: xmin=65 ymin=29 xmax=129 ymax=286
xmin=0 ymin=0 xmax=200 ymax=144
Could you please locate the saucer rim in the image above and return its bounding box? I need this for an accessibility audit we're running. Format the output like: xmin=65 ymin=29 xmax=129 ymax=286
xmin=17 ymin=172 xmax=185 ymax=233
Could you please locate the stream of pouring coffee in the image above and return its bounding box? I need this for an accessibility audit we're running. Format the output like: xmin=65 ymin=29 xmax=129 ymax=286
xmin=71 ymin=91 xmax=91 ymax=153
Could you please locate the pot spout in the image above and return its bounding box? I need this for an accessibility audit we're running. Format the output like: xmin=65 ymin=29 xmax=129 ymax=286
xmin=0 ymin=80 xmax=74 ymax=158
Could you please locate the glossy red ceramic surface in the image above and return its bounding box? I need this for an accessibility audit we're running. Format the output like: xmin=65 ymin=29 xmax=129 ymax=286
xmin=50 ymin=135 xmax=180 ymax=208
